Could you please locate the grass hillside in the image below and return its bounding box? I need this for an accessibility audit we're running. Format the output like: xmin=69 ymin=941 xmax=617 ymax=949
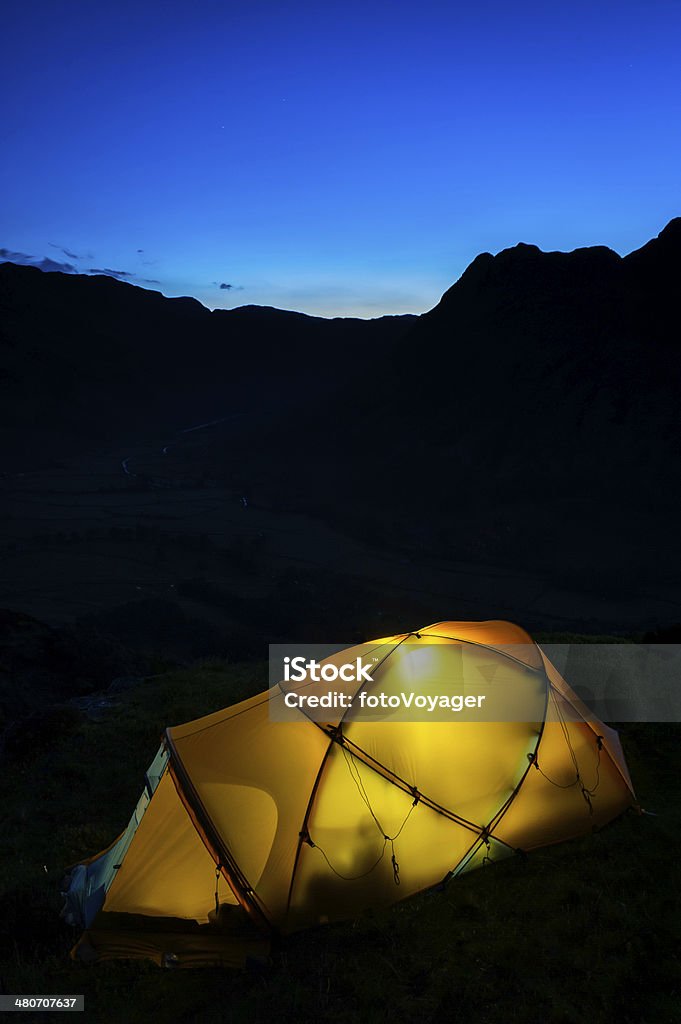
xmin=0 ymin=657 xmax=678 ymax=1024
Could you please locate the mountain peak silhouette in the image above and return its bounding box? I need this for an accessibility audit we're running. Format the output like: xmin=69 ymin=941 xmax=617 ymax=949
xmin=428 ymin=217 xmax=681 ymax=319
xmin=654 ymin=215 xmax=681 ymax=242
xmin=0 ymin=216 xmax=680 ymax=629
xmin=623 ymin=216 xmax=681 ymax=282
xmin=432 ymin=235 xmax=623 ymax=316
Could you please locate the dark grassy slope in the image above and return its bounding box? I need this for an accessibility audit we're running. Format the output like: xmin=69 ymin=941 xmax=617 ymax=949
xmin=0 ymin=661 xmax=678 ymax=1024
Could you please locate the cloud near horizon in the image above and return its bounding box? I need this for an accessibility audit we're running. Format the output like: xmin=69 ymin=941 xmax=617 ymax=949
xmin=89 ymin=267 xmax=161 ymax=285
xmin=212 ymin=280 xmax=244 ymax=290
xmin=1 ymin=246 xmax=33 ymax=262
xmin=48 ymin=242 xmax=86 ymax=260
xmin=88 ymin=267 xmax=133 ymax=278
xmin=1 ymin=247 xmax=77 ymax=273
xmin=0 ymin=247 xmax=161 ymax=286
xmin=38 ymin=257 xmax=77 ymax=273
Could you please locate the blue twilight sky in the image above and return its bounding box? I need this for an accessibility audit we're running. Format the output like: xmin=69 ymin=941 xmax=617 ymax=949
xmin=2 ymin=0 xmax=680 ymax=318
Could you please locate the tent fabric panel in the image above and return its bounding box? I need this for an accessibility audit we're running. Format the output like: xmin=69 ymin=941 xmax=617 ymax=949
xmin=341 ymin=638 xmax=545 ymax=820
xmin=170 ymin=690 xmax=330 ymax=926
xmin=491 ymin=717 xmax=634 ymax=851
xmin=540 ymin=650 xmax=636 ymax=796
xmin=196 ymin=781 xmax=278 ymax=892
xmin=61 ymin=743 xmax=170 ymax=929
xmin=344 ymin=719 xmax=540 ymax=832
xmin=286 ymin=740 xmax=485 ymax=931
xmin=420 ymin=620 xmax=534 ymax=644
xmin=104 ymin=771 xmax=234 ymax=923
xmin=419 ymin=620 xmax=543 ymax=668
xmin=169 ymin=685 xmax=277 ymax=740
xmin=598 ymin=725 xmax=635 ymax=795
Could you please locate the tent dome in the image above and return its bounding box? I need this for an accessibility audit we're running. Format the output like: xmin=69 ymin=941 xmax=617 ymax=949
xmin=64 ymin=620 xmax=635 ymax=967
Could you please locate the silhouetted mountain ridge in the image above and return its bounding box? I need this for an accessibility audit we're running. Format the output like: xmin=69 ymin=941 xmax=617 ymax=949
xmin=1 ymin=220 xmax=679 ymax=592
xmin=198 ymin=218 xmax=679 ymax=582
xmin=0 ymin=263 xmax=416 ymax=463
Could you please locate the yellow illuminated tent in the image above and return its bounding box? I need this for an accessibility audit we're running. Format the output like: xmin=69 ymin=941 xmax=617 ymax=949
xmin=63 ymin=621 xmax=636 ymax=967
